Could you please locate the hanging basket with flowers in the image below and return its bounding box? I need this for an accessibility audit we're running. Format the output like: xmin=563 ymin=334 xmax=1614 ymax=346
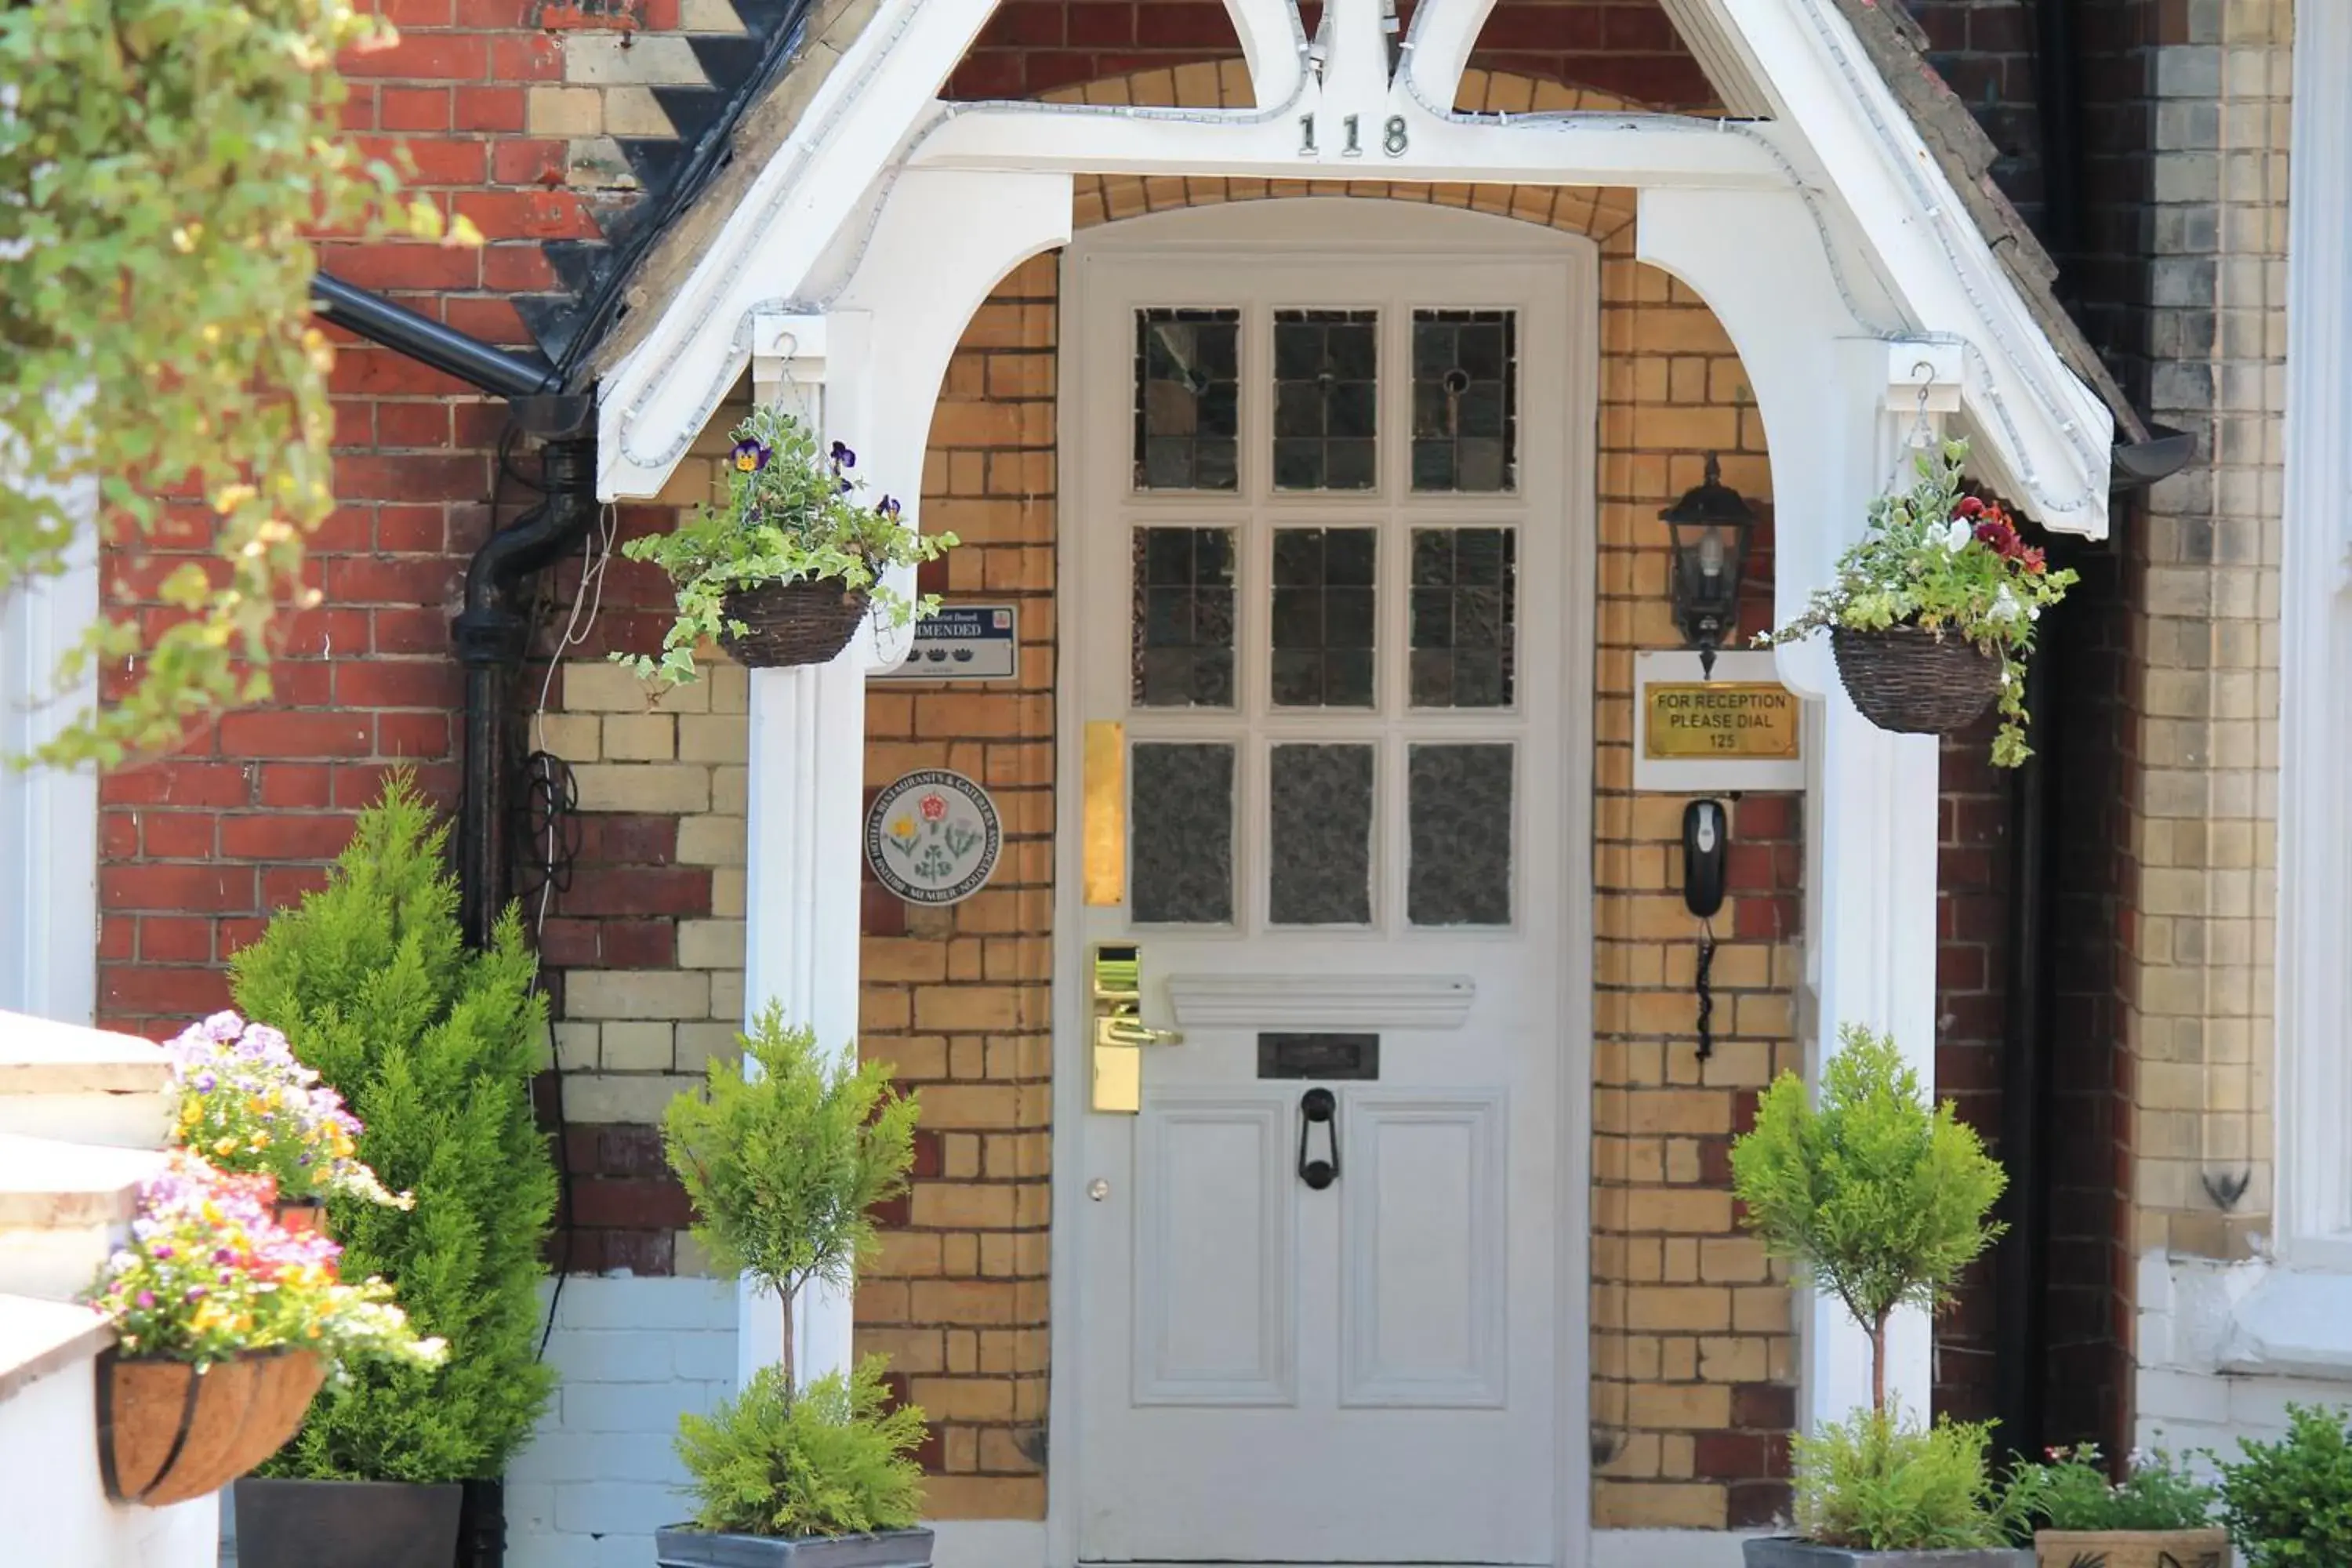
xmin=85 ymin=1152 xmax=443 ymax=1506
xmin=163 ymin=1011 xmax=412 ymax=1237
xmin=1759 ymin=437 xmax=2077 ymax=766
xmin=618 ymin=406 xmax=955 ymax=680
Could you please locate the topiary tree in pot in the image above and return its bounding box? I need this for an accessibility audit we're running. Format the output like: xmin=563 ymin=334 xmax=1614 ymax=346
xmin=226 ymin=775 xmax=557 ymax=1568
xmin=1730 ymin=1025 xmax=2024 ymax=1568
xmin=655 ymin=1004 xmax=926 ymax=1568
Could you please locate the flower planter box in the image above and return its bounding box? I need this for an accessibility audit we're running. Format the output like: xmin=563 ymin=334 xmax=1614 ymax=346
xmin=654 ymin=1525 xmax=935 ymax=1568
xmin=97 ymin=1348 xmax=324 ymax=1505
xmin=234 ymin=1476 xmax=464 ymax=1568
xmin=1744 ymin=1542 xmax=2036 ymax=1568
xmin=1830 ymin=625 xmax=2003 ymax=736
xmin=274 ymin=1198 xmax=328 ymax=1238
xmin=2031 ymin=1527 xmax=2230 ymax=1568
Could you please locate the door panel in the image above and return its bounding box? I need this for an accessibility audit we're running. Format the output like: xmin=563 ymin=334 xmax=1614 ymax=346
xmin=1136 ymin=1094 xmax=1295 ymax=1405
xmin=1339 ymin=1092 xmax=1506 ymax=1409
xmin=1065 ymin=234 xmax=1584 ymax=1567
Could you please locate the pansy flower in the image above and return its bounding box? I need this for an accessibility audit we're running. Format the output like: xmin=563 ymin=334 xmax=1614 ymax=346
xmin=730 ymin=439 xmax=771 ymax=474
xmin=830 ymin=440 xmax=857 ymax=470
xmin=878 ymin=495 xmax=902 ymax=521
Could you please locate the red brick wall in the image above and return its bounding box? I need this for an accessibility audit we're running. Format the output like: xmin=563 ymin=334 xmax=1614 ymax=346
xmin=946 ymin=0 xmax=1715 ymax=108
xmin=1933 ymin=719 xmax=2011 ymax=1428
xmin=95 ymin=0 xmax=591 ymax=1040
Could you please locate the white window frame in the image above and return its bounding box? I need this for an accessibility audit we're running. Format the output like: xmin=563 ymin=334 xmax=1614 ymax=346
xmin=0 ymin=473 xmax=99 ymax=1024
xmin=2274 ymin=0 xmax=2352 ymax=1267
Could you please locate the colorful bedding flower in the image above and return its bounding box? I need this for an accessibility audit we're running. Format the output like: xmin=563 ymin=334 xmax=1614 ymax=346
xmin=165 ymin=1011 xmax=409 ymax=1210
xmin=88 ymin=1152 xmax=443 ymax=1375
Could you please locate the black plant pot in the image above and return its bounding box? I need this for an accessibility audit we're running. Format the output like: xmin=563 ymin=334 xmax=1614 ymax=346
xmin=654 ymin=1526 xmax=935 ymax=1568
xmin=457 ymin=1478 xmax=505 ymax=1568
xmin=1744 ymin=1542 xmax=2034 ymax=1568
xmin=234 ymin=1477 xmax=465 ymax=1568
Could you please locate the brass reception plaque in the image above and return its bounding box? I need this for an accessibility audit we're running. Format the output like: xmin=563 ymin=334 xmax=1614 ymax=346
xmin=1644 ymin=681 xmax=1800 ymax=760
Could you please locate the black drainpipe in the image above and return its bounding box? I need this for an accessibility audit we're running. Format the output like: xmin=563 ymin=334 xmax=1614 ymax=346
xmin=310 ymin=273 xmax=600 ymax=949
xmin=2031 ymin=0 xmax=2085 ymax=271
xmin=1995 ymin=606 xmax=2058 ymax=1461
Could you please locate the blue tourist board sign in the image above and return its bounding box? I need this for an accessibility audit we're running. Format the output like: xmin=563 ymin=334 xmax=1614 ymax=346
xmin=872 ymin=604 xmax=1019 ymax=681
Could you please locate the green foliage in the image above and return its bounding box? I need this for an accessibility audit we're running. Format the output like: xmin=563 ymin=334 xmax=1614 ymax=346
xmin=1730 ymin=1024 xmax=2006 ymax=1412
xmin=1759 ymin=437 xmax=2078 ymax=765
xmin=2002 ymin=1444 xmax=2217 ymax=1534
xmin=616 ymin=405 xmax=954 ymax=688
xmin=664 ymin=1004 xmax=918 ymax=1352
xmin=0 ymin=0 xmax=470 ymax=768
xmin=663 ymin=1004 xmax=925 ymax=1538
xmin=2216 ymin=1405 xmax=2352 ymax=1565
xmin=230 ymin=774 xmax=557 ymax=1483
xmin=677 ymin=1359 xmax=927 ymax=1538
xmin=1794 ymin=1407 xmax=2012 ymax=1552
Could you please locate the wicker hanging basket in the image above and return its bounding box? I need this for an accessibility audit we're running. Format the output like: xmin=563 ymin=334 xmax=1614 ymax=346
xmin=98 ymin=1348 xmax=325 ymax=1505
xmin=717 ymin=580 xmax=870 ymax=670
xmin=1829 ymin=624 xmax=2004 ymax=735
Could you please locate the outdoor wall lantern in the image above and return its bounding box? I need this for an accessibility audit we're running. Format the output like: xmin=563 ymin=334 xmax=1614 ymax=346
xmin=1660 ymin=452 xmax=1755 ymax=677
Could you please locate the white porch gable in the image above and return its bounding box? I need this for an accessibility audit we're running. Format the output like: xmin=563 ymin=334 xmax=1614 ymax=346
xmin=593 ymin=0 xmax=2115 ymax=533
xmin=584 ymin=0 xmax=2125 ymax=1480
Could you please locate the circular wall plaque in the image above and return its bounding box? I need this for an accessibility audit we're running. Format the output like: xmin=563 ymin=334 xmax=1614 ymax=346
xmin=864 ymin=768 xmax=1003 ymax=906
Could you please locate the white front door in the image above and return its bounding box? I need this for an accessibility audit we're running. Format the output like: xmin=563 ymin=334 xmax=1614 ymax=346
xmin=1056 ymin=204 xmax=1593 ymax=1567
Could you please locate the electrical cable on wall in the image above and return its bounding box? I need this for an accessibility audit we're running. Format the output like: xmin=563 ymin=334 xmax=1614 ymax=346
xmin=1694 ymin=919 xmax=1717 ymax=1062
xmin=520 ymin=497 xmax=615 ymax=1360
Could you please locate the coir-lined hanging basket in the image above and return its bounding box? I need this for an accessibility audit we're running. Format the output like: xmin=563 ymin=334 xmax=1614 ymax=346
xmin=1830 ymin=624 xmax=2003 ymax=735
xmin=717 ymin=580 xmax=870 ymax=670
xmin=98 ymin=1348 xmax=325 ymax=1506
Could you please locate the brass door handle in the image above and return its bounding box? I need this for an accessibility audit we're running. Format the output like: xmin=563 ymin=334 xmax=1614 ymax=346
xmin=1098 ymin=1015 xmax=1184 ymax=1050
xmin=1091 ymin=942 xmax=1178 ymax=1114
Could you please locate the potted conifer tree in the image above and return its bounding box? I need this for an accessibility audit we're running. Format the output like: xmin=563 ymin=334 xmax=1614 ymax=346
xmin=655 ymin=1004 xmax=928 ymax=1568
xmin=1731 ymin=1025 xmax=2027 ymax=1567
xmin=226 ymin=775 xmax=558 ymax=1568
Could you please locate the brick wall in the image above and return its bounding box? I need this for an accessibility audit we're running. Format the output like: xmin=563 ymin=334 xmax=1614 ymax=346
xmin=503 ymin=1276 xmax=739 ymax=1568
xmin=1900 ymin=0 xmax=2046 ymax=225
xmin=945 ymin=0 xmax=1715 ymax=107
xmin=1930 ymin=717 xmax=2011 ymax=1428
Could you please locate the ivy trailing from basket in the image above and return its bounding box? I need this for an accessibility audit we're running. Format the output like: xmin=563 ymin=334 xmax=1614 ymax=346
xmin=618 ymin=405 xmax=954 ymax=685
xmin=1759 ymin=437 xmax=2076 ymax=766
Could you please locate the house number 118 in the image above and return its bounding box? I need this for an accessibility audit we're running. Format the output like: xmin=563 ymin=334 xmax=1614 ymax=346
xmin=1298 ymin=114 xmax=1409 ymax=158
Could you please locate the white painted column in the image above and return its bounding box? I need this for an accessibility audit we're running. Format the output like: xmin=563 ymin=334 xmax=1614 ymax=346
xmin=737 ymin=318 xmax=869 ymax=1389
xmin=0 ymin=484 xmax=98 ymax=1024
xmin=1792 ymin=348 xmax=1955 ymax=1427
xmin=1642 ymin=190 xmax=1947 ymax=1429
xmin=731 ymin=171 xmax=1073 ymax=1392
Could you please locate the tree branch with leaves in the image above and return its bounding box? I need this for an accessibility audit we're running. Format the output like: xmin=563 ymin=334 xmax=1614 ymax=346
xmin=0 ymin=0 xmax=474 ymax=768
xmin=1730 ymin=1024 xmax=2006 ymax=1415
xmin=662 ymin=1003 xmax=920 ymax=1398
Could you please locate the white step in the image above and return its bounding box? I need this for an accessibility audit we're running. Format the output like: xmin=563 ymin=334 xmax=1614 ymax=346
xmin=0 ymin=1292 xmax=110 ymax=1406
xmin=0 ymin=1133 xmax=168 ymax=1303
xmin=0 ymin=1011 xmax=172 ymax=1150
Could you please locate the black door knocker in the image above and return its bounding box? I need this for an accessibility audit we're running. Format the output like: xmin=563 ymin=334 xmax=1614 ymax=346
xmin=1296 ymin=1087 xmax=1340 ymax=1191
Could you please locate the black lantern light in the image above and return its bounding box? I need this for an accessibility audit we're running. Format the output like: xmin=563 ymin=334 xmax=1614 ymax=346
xmin=1659 ymin=452 xmax=1755 ymax=677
